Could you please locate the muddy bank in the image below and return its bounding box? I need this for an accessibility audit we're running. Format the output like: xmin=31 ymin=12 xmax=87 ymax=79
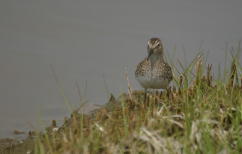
xmin=0 ymin=102 xmax=104 ymax=154
xmin=0 ymin=137 xmax=34 ymax=154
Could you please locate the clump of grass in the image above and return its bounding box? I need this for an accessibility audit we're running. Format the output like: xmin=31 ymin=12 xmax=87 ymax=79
xmin=2 ymin=54 xmax=241 ymax=154
xmin=31 ymin=54 xmax=241 ymax=154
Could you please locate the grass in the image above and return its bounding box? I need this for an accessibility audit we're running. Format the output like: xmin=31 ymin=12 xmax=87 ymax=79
xmin=1 ymin=53 xmax=242 ymax=154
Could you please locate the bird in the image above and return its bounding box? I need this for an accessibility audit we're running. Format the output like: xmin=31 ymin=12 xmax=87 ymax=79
xmin=135 ymin=38 xmax=173 ymax=100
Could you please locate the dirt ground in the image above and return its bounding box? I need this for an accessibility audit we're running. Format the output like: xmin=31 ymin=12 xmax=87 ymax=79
xmin=0 ymin=137 xmax=34 ymax=154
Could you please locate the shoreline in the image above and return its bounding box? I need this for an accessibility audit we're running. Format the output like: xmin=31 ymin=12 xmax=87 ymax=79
xmin=0 ymin=102 xmax=101 ymax=153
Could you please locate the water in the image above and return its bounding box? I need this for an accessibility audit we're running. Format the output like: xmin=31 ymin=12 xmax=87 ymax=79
xmin=0 ymin=0 xmax=242 ymax=138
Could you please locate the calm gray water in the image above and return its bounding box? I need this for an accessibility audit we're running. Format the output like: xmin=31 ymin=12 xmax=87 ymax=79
xmin=0 ymin=0 xmax=241 ymax=138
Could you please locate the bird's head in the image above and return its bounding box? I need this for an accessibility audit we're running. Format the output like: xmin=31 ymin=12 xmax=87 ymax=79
xmin=147 ymin=38 xmax=163 ymax=59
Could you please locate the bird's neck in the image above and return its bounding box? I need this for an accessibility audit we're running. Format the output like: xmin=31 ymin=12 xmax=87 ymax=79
xmin=148 ymin=54 xmax=164 ymax=68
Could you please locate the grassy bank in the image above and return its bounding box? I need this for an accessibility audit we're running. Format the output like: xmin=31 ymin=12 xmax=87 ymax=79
xmin=1 ymin=55 xmax=242 ymax=154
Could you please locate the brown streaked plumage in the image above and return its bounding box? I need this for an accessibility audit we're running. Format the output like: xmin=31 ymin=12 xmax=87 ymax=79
xmin=135 ymin=38 xmax=172 ymax=90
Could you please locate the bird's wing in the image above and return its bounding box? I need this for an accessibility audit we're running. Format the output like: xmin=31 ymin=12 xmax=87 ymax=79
xmin=135 ymin=59 xmax=150 ymax=77
xmin=161 ymin=62 xmax=173 ymax=82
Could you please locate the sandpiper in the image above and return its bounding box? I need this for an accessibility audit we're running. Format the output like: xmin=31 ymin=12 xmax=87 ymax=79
xmin=135 ymin=38 xmax=173 ymax=94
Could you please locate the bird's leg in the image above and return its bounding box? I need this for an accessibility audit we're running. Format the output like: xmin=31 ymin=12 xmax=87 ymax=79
xmin=166 ymin=87 xmax=171 ymax=98
xmin=158 ymin=89 xmax=164 ymax=103
xmin=159 ymin=89 xmax=164 ymax=98
xmin=155 ymin=90 xmax=159 ymax=104
xmin=144 ymin=88 xmax=147 ymax=103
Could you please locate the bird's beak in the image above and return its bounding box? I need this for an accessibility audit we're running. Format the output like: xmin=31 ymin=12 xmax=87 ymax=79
xmin=147 ymin=51 xmax=153 ymax=60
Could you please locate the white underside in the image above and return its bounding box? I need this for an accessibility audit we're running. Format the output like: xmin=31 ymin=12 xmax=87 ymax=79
xmin=136 ymin=76 xmax=170 ymax=89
